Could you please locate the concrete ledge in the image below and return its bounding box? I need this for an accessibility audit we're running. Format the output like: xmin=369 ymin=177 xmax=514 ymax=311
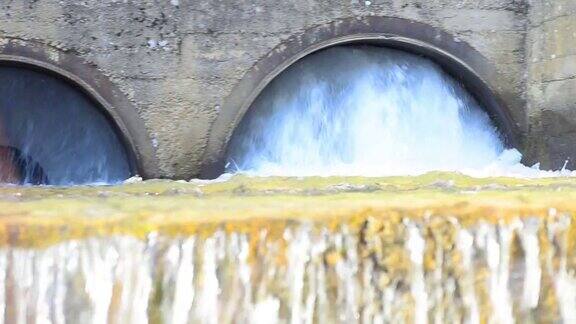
xmin=0 ymin=173 xmax=575 ymax=247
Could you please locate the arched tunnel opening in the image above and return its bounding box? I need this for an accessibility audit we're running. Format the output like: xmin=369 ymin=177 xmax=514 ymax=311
xmin=0 ymin=64 xmax=134 ymax=185
xmin=225 ymin=44 xmax=519 ymax=176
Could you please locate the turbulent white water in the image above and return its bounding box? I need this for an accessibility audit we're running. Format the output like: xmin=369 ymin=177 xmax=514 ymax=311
xmin=227 ymin=46 xmax=570 ymax=178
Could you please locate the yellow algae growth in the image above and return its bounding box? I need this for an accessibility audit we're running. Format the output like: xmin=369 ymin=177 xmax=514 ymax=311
xmin=0 ymin=172 xmax=575 ymax=246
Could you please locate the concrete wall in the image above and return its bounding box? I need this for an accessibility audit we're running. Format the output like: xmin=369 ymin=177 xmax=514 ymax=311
xmin=527 ymin=0 xmax=576 ymax=169
xmin=0 ymin=0 xmax=552 ymax=178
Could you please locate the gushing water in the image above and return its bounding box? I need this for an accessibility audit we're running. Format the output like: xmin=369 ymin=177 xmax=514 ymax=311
xmin=4 ymin=45 xmax=576 ymax=324
xmin=1 ymin=215 xmax=575 ymax=323
xmin=228 ymin=46 xmax=562 ymax=177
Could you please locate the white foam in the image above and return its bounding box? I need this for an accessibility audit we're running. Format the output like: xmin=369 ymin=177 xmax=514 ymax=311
xmin=227 ymin=46 xmax=572 ymax=179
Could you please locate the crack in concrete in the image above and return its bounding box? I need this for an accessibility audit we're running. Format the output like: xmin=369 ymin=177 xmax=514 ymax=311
xmin=541 ymin=74 xmax=576 ymax=84
xmin=529 ymin=12 xmax=576 ymax=29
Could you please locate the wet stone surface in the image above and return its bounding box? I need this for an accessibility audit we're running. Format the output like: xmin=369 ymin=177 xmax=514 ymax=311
xmin=1 ymin=174 xmax=576 ymax=322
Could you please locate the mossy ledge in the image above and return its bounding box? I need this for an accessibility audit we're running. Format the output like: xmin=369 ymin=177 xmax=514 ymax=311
xmin=1 ymin=172 xmax=576 ymax=247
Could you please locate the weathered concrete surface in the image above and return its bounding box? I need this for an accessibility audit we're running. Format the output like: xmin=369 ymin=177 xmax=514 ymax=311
xmin=527 ymin=0 xmax=576 ymax=169
xmin=0 ymin=0 xmax=553 ymax=178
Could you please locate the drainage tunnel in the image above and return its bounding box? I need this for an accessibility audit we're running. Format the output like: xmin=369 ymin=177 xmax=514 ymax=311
xmin=0 ymin=65 xmax=133 ymax=185
xmin=226 ymin=45 xmax=520 ymax=177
